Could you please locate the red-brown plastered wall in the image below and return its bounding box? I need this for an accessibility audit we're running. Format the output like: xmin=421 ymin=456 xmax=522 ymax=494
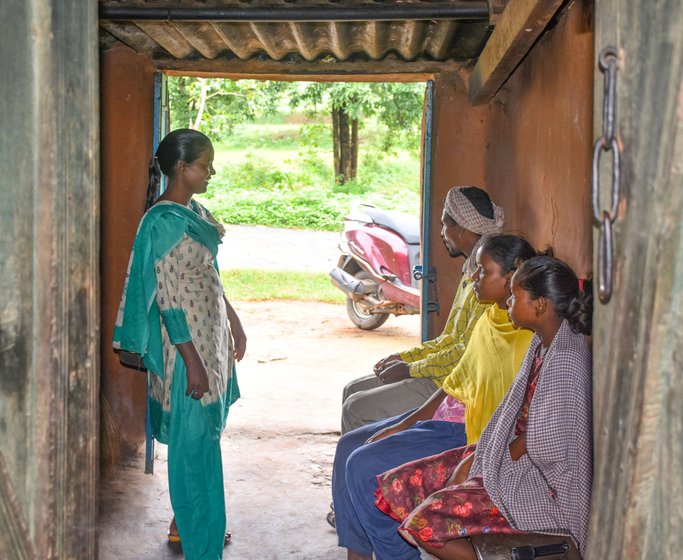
xmin=100 ymin=43 xmax=155 ymax=458
xmin=427 ymin=0 xmax=594 ymax=337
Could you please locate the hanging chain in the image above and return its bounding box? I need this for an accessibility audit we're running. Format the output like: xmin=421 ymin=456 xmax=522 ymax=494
xmin=592 ymin=46 xmax=621 ymax=304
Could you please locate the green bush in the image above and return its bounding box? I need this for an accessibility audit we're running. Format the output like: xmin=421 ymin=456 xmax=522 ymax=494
xmin=198 ymin=121 xmax=421 ymax=231
xmin=205 ymin=187 xmax=345 ymax=230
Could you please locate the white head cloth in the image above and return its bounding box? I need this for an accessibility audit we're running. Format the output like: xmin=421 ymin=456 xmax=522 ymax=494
xmin=445 ymin=187 xmax=505 ymax=275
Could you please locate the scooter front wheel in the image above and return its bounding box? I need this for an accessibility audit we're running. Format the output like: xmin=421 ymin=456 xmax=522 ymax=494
xmin=345 ymin=271 xmax=390 ymax=330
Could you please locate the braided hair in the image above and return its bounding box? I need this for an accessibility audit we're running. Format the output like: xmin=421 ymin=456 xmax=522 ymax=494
xmin=145 ymin=128 xmax=212 ymax=210
xmin=514 ymin=256 xmax=592 ymax=335
xmin=479 ymin=234 xmax=539 ymax=276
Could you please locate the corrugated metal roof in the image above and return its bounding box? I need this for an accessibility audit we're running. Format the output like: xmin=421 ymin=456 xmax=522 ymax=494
xmin=99 ymin=1 xmax=494 ymax=75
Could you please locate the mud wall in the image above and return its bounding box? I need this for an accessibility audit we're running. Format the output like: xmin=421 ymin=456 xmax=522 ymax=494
xmin=427 ymin=0 xmax=594 ymax=337
xmin=100 ymin=44 xmax=155 ymax=459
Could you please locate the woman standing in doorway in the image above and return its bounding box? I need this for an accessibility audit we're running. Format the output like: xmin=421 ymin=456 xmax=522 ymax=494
xmin=114 ymin=128 xmax=246 ymax=559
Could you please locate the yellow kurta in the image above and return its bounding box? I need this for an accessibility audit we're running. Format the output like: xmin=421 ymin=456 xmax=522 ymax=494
xmin=399 ymin=276 xmax=488 ymax=385
xmin=441 ymin=304 xmax=533 ymax=444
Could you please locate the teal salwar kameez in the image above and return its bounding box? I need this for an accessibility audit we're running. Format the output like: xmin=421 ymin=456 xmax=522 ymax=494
xmin=114 ymin=200 xmax=239 ymax=560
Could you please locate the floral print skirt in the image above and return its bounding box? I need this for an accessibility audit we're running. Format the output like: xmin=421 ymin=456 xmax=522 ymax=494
xmin=375 ymin=444 xmax=518 ymax=549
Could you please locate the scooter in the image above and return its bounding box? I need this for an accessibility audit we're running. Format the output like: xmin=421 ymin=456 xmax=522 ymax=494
xmin=330 ymin=203 xmax=421 ymax=330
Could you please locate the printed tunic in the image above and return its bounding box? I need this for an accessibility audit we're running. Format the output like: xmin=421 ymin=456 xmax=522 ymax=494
xmin=153 ymin=229 xmax=234 ymax=442
xmin=114 ymin=200 xmax=239 ymax=443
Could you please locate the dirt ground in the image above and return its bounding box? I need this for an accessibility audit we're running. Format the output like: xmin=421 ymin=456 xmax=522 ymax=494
xmin=98 ymin=299 xmax=420 ymax=560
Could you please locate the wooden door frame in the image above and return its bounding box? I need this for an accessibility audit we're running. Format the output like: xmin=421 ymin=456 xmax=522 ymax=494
xmin=0 ymin=1 xmax=100 ymax=558
xmin=588 ymin=1 xmax=683 ymax=557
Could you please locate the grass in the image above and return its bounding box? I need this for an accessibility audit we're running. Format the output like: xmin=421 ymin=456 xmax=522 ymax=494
xmin=216 ymin=123 xmax=305 ymax=151
xmin=197 ymin=120 xmax=421 ymax=231
xmin=206 ymin=118 xmax=419 ymax=300
xmin=221 ymin=268 xmax=346 ymax=303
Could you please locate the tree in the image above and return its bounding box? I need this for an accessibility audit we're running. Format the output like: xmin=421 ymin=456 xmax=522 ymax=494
xmin=289 ymin=82 xmax=425 ymax=184
xmin=168 ymin=78 xmax=425 ymax=184
xmin=168 ymin=77 xmax=288 ymax=140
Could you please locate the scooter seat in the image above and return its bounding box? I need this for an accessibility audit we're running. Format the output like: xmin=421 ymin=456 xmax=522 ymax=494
xmin=363 ymin=206 xmax=421 ymax=245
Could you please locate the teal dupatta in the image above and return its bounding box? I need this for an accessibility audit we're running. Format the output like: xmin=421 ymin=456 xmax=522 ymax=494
xmin=114 ymin=200 xmax=239 ymax=444
xmin=114 ymin=201 xmax=222 ymax=376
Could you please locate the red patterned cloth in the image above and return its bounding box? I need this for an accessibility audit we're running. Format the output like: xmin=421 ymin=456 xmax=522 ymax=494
xmin=374 ymin=349 xmax=546 ymax=549
xmin=514 ymin=349 xmax=545 ymax=435
xmin=374 ymin=445 xmax=515 ymax=548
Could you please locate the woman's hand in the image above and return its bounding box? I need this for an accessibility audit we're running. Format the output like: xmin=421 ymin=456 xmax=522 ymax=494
xmin=176 ymin=340 xmax=210 ymax=399
xmin=185 ymin=363 xmax=210 ymax=400
xmin=445 ymin=452 xmax=474 ymax=486
xmin=224 ymin=296 xmax=247 ymax=361
xmin=365 ymin=422 xmax=406 ymax=444
xmin=231 ymin=321 xmax=247 ymax=361
xmin=509 ymin=434 xmax=527 ymax=461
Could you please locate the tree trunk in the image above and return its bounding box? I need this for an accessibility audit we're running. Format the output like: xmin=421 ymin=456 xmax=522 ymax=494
xmin=350 ymin=117 xmax=359 ymax=180
xmin=339 ymin=111 xmax=352 ymax=183
xmin=332 ymin=107 xmax=341 ymax=180
xmin=333 ymin=106 xmax=358 ymax=184
xmin=192 ymin=77 xmax=208 ymax=130
xmin=338 ymin=108 xmax=351 ymax=183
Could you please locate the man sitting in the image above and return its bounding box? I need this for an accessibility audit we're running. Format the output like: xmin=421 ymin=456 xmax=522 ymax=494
xmin=340 ymin=186 xmax=505 ymax=435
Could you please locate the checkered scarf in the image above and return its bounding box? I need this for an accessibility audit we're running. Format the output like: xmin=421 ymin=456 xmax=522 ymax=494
xmin=445 ymin=187 xmax=504 ymax=275
xmin=469 ymin=321 xmax=593 ymax=554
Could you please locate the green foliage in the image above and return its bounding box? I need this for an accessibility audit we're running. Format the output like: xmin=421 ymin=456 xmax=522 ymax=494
xmin=203 ymin=186 xmax=345 ymax=230
xmin=168 ymin=77 xmax=424 ymax=179
xmin=168 ymin=77 xmax=288 ymax=141
xmin=289 ymin=82 xmax=425 ymax=152
xmin=221 ymin=269 xmax=345 ymax=303
xmin=196 ymin=121 xmax=421 ymax=231
xmin=167 ymin=77 xmax=423 ymax=229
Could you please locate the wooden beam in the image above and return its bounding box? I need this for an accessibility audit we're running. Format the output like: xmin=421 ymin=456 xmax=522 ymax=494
xmin=155 ymin=56 xmax=465 ymax=81
xmin=469 ymin=0 xmax=565 ymax=104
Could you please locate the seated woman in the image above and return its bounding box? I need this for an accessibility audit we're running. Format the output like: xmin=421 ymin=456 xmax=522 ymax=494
xmin=374 ymin=256 xmax=592 ymax=559
xmin=333 ymin=235 xmax=538 ymax=560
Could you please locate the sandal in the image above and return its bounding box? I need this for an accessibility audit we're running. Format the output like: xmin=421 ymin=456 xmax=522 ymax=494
xmin=326 ymin=509 xmax=335 ymax=528
xmin=167 ymin=531 xmax=232 ymax=547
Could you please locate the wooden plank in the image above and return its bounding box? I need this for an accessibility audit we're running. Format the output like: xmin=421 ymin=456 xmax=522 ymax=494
xmin=587 ymin=0 xmax=683 ymax=558
xmin=47 ymin=2 xmax=100 ymax=558
xmin=468 ymin=0 xmax=565 ymax=104
xmin=156 ymin=56 xmax=462 ymax=81
xmin=0 ymin=0 xmax=99 ymax=558
xmin=0 ymin=455 xmax=34 ymax=560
